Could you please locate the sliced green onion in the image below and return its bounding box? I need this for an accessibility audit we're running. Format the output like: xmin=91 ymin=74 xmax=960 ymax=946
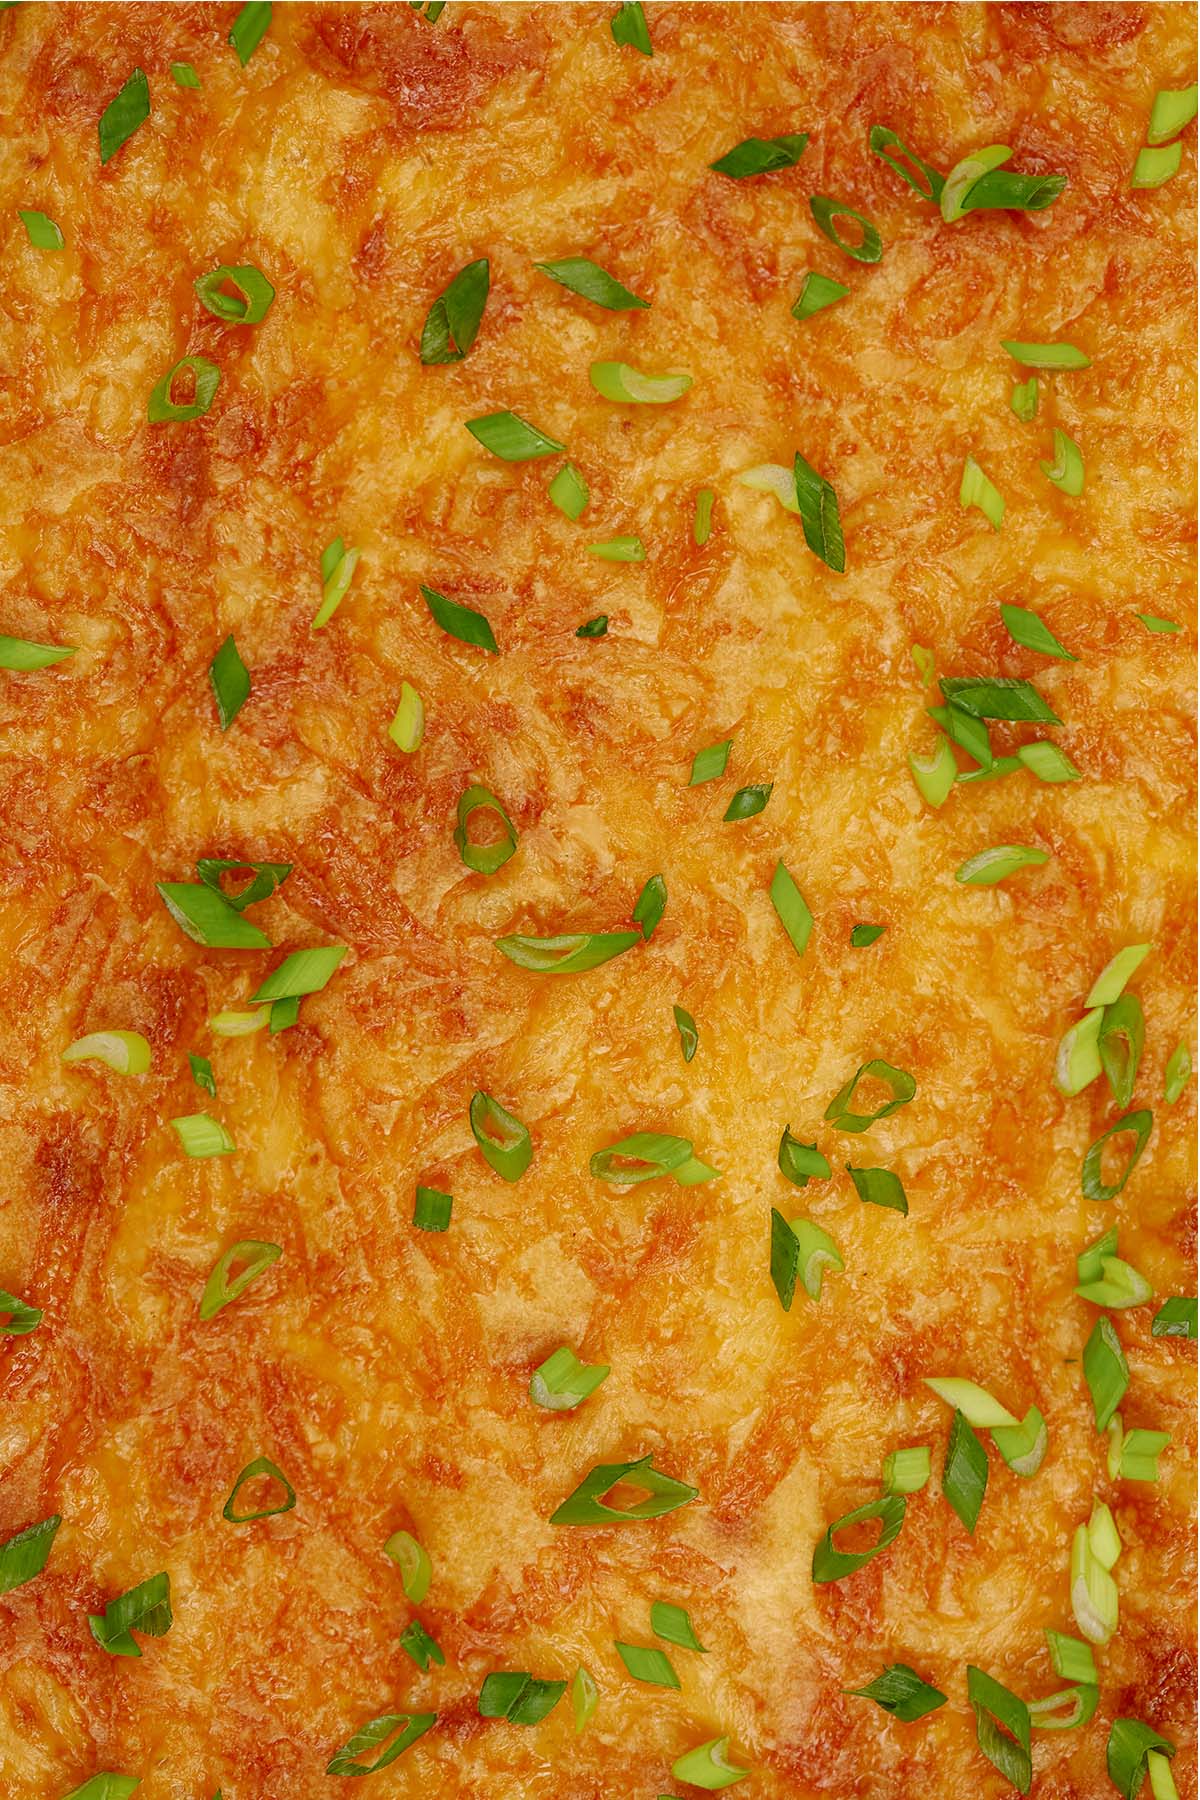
xmin=959 ymin=456 xmax=1004 ymax=529
xmin=924 ymin=1377 xmax=1018 ymax=1429
xmin=1000 ymin=602 xmax=1076 ymax=660
xmin=1086 ymin=943 xmax=1150 ymax=1007
xmin=847 ymin=1164 xmax=908 ymax=1214
xmin=88 ymin=1571 xmax=172 ymax=1658
xmin=199 ymin=1240 xmax=281 ymax=1319
xmin=171 ymin=1113 xmax=235 ymax=1158
xmin=229 ymin=3 xmax=271 ymax=63
xmin=768 ymin=861 xmax=813 ymax=957
xmin=1132 ymin=142 xmax=1182 ymax=188
xmin=388 ymin=681 xmax=424 ymax=753
xmin=785 ymin=1217 xmax=843 ymax=1300
xmin=1083 ymin=1316 xmax=1129 ymax=1431
xmin=590 ymin=1132 xmax=692 ymax=1185
xmin=1081 ymin=1109 xmax=1152 ymax=1201
xmin=809 ymin=195 xmax=882 ymax=263
xmin=673 ymin=1004 xmax=698 ymax=1063
xmin=469 ymin=1091 xmax=532 ymax=1181
xmin=812 ymin=1493 xmax=907 ymax=1582
xmin=589 ymin=361 xmax=691 ymax=404
xmin=1108 ymin=1415 xmax=1170 ymax=1483
xmin=530 ymin=1345 xmax=610 ymax=1411
xmin=148 ymin=355 xmax=220 ymax=423
xmin=944 ymin=146 xmax=1065 ymax=219
xmin=99 ymin=68 xmax=150 ymax=164
xmin=195 ymin=858 xmax=291 ymax=912
xmin=1076 ymin=1224 xmax=1119 ymax=1287
xmin=413 ymin=1186 xmax=452 ymax=1232
xmin=249 ymin=946 xmax=345 ymax=1004
xmin=209 ymin=633 xmax=250 ymax=729
xmin=189 ymin=1052 xmax=216 ymax=1096
xmin=850 ymin=923 xmax=886 ymax=947
xmin=1148 ymin=84 xmax=1198 ymax=143
xmin=869 ymin=125 xmax=945 ymax=201
xmin=793 ymin=451 xmax=845 ymax=571
xmin=955 ymin=844 xmax=1049 ymax=886
xmin=737 ymin=462 xmax=800 ymax=514
xmin=693 ymin=487 xmax=715 ymax=544
xmin=454 ymin=785 xmax=518 ymax=875
xmin=421 ymin=583 xmax=498 ymax=652
xmin=912 ymin=644 xmax=935 ymax=686
xmin=1045 ymin=1631 xmax=1097 ymax=1687
xmin=19 ymin=209 xmax=63 ymax=250
xmin=1040 ymin=427 xmax=1085 ymax=496
xmin=689 ymin=739 xmax=731 ymax=784
xmin=824 ymin=1058 xmax=915 ymax=1132
xmin=1010 ymin=375 xmax=1039 ymax=422
xmin=632 ymin=874 xmax=666 ymax=940
xmin=957 ymin=754 xmax=1021 ymax=786
xmin=882 ymin=1446 xmax=930 ymax=1494
xmin=496 ymin=930 xmax=640 ymax=975
xmin=792 ymin=272 xmax=849 ymax=320
xmin=0 ymin=633 xmax=76 ymax=670
xmin=929 ymin=700 xmax=994 ymax=762
xmin=325 ymin=1712 xmax=436 ymax=1776
xmin=466 ymin=410 xmax=565 ymax=462
xmin=223 ymin=1455 xmax=296 ymax=1522
xmin=1028 ymin=1685 xmax=1099 ymax=1733
xmin=723 ymin=783 xmax=771 ymax=821
xmin=572 ymin=1665 xmax=598 ymax=1734
xmin=478 ymin=1671 xmax=566 ymax=1724
xmin=710 ymin=132 xmax=808 ymax=178
xmin=1098 ymin=993 xmax=1144 ymax=1109
xmin=1163 ymin=1040 xmax=1191 ymax=1102
xmin=384 ymin=1529 xmax=431 ymax=1603
xmin=157 ymin=881 xmax=271 ymax=949
xmin=399 ymin=1619 xmax=444 ymax=1671
xmin=0 ymin=1290 xmax=42 ymax=1336
xmin=968 ymin=1665 xmax=1032 ymax=1794
xmin=0 ymin=1514 xmax=61 ymax=1594
xmin=549 ymin=461 xmax=589 ymax=519
xmin=1152 ymin=1296 xmax=1197 ymax=1338
xmin=62 ymin=1030 xmax=151 ymax=1075
xmin=846 ymin=1663 xmax=947 ymax=1721
xmin=195 ymin=264 xmax=274 ymax=324
xmin=670 ymin=1739 xmax=750 ymax=1791
xmin=1089 ymin=1501 xmax=1122 ymax=1570
xmin=420 ymin=258 xmax=490 ymax=364
xmin=1071 ymin=1520 xmax=1118 ymax=1643
xmin=1001 ymin=340 xmax=1090 ymax=371
xmin=1076 ymin=1255 xmax=1152 ymax=1310
xmin=614 ymin=1641 xmax=679 ymax=1688
xmin=1018 ymin=740 xmax=1080 ymax=783
xmin=651 ymin=1600 xmax=706 ymax=1652
xmin=942 ymin=1410 xmax=989 ymax=1535
xmin=991 ymin=1405 xmax=1048 ymax=1478
xmin=908 ymin=736 xmax=957 ymax=807
xmin=673 ymin=1153 xmax=721 ymax=1187
xmin=610 ymin=0 xmax=652 ymax=54
xmin=1107 ymin=1720 xmax=1176 ymax=1800
xmin=587 ymin=534 xmax=645 ymax=562
xmin=550 ymin=1452 xmax=698 ymax=1524
xmin=534 ymin=257 xmax=648 ymax=311
xmin=209 ymin=1010 xmax=267 ymax=1038
xmin=778 ymin=1128 xmax=831 ymax=1189
xmin=311 ymin=538 xmax=359 ymax=629
xmin=1135 ymin=611 xmax=1181 ymax=633
xmin=171 ymin=62 xmax=202 ymax=88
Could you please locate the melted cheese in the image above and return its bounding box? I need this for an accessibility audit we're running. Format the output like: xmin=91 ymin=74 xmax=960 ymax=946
xmin=0 ymin=4 xmax=1194 ymax=1797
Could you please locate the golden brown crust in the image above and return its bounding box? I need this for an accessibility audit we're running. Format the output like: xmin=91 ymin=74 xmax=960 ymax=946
xmin=0 ymin=4 xmax=1194 ymax=1797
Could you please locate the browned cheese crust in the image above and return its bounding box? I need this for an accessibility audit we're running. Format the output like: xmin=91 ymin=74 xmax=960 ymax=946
xmin=0 ymin=4 xmax=1195 ymax=1797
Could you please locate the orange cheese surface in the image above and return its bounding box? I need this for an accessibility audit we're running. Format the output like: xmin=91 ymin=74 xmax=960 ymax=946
xmin=0 ymin=4 xmax=1195 ymax=1797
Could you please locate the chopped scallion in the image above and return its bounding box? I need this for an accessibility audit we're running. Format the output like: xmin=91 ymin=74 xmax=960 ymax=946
xmin=469 ymin=1091 xmax=532 ymax=1181
xmin=809 ymin=195 xmax=882 ymax=263
xmin=530 ymin=1345 xmax=610 ymax=1411
xmin=534 ymin=257 xmax=648 ymax=311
